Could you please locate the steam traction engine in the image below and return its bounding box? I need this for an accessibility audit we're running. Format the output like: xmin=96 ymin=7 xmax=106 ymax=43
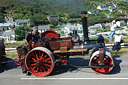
xmin=0 ymin=38 xmax=7 ymax=65
xmin=15 ymin=11 xmax=114 ymax=77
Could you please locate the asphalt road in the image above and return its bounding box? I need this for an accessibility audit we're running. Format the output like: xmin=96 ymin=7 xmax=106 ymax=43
xmin=0 ymin=54 xmax=128 ymax=85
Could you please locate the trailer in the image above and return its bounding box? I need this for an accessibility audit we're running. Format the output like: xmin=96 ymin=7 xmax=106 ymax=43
xmin=0 ymin=38 xmax=7 ymax=65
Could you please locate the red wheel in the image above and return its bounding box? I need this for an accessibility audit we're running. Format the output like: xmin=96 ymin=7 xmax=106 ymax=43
xmin=14 ymin=57 xmax=22 ymax=65
xmin=25 ymin=47 xmax=55 ymax=77
xmin=90 ymin=51 xmax=114 ymax=74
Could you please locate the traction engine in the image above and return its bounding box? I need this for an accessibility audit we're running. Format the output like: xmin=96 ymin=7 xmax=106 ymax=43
xmin=15 ymin=11 xmax=114 ymax=77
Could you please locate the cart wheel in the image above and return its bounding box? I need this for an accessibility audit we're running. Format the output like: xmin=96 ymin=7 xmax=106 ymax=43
xmin=90 ymin=54 xmax=113 ymax=74
xmin=14 ymin=57 xmax=22 ymax=65
xmin=25 ymin=47 xmax=55 ymax=77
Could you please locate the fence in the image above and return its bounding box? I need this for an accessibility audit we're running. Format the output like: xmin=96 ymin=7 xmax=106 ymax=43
xmin=5 ymin=43 xmax=128 ymax=52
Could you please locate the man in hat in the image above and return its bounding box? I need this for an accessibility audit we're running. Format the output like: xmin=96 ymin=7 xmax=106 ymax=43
xmin=112 ymin=31 xmax=122 ymax=52
xmin=109 ymin=20 xmax=117 ymax=42
xmin=25 ymin=28 xmax=33 ymax=51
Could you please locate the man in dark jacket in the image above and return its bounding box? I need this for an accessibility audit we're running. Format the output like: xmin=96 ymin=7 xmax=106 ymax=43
xmin=25 ymin=29 xmax=33 ymax=51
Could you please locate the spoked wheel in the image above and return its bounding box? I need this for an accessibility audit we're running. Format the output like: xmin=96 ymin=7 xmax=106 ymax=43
xmin=14 ymin=57 xmax=22 ymax=65
xmin=25 ymin=47 xmax=55 ymax=77
xmin=90 ymin=53 xmax=114 ymax=74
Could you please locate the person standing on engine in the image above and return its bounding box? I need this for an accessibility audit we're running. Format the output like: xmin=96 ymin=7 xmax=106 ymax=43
xmin=109 ymin=20 xmax=117 ymax=42
xmin=25 ymin=29 xmax=33 ymax=52
xmin=32 ymin=26 xmax=41 ymax=43
xmin=112 ymin=31 xmax=121 ymax=52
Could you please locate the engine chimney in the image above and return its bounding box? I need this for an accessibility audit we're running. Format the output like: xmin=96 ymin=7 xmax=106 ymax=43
xmin=81 ymin=11 xmax=89 ymax=41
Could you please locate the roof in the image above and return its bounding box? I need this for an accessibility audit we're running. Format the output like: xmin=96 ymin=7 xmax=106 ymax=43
xmin=31 ymin=26 xmax=50 ymax=30
xmin=100 ymin=5 xmax=107 ymax=8
xmin=0 ymin=23 xmax=13 ymax=26
xmin=88 ymin=25 xmax=101 ymax=29
xmin=47 ymin=16 xmax=59 ymax=20
xmin=15 ymin=19 xmax=30 ymax=23
xmin=0 ymin=26 xmax=8 ymax=29
xmin=0 ymin=31 xmax=15 ymax=36
xmin=109 ymin=2 xmax=118 ymax=8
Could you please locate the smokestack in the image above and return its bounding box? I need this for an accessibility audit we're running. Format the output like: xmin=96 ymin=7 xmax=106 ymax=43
xmin=81 ymin=11 xmax=89 ymax=41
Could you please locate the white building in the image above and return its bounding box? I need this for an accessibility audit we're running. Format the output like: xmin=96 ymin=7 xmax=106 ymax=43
xmin=4 ymin=16 xmax=14 ymax=23
xmin=109 ymin=1 xmax=118 ymax=9
xmin=47 ymin=16 xmax=59 ymax=21
xmin=0 ymin=31 xmax=16 ymax=43
xmin=116 ymin=20 xmax=126 ymax=27
xmin=31 ymin=25 xmax=50 ymax=33
xmin=88 ymin=10 xmax=99 ymax=14
xmin=0 ymin=23 xmax=14 ymax=31
xmin=124 ymin=0 xmax=128 ymax=4
xmin=96 ymin=32 xmax=110 ymax=38
xmin=62 ymin=23 xmax=83 ymax=38
xmin=88 ymin=24 xmax=104 ymax=35
xmin=97 ymin=5 xmax=108 ymax=10
xmin=15 ymin=19 xmax=30 ymax=26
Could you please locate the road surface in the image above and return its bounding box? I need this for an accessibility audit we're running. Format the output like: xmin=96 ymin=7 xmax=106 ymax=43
xmin=0 ymin=54 xmax=128 ymax=85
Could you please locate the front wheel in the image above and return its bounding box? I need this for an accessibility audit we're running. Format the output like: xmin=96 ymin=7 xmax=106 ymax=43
xmin=90 ymin=51 xmax=114 ymax=74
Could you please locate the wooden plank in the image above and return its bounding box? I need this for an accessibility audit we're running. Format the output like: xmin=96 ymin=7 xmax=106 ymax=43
xmin=54 ymin=49 xmax=87 ymax=53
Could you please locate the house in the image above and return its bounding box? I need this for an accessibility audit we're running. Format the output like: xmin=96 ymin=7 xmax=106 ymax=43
xmin=97 ymin=5 xmax=108 ymax=10
xmin=62 ymin=23 xmax=83 ymax=38
xmin=63 ymin=24 xmax=77 ymax=36
xmin=76 ymin=24 xmax=83 ymax=38
xmin=88 ymin=10 xmax=99 ymax=14
xmin=88 ymin=26 xmax=97 ymax=35
xmin=15 ymin=19 xmax=30 ymax=26
xmin=116 ymin=20 xmax=126 ymax=27
xmin=47 ymin=16 xmax=59 ymax=21
xmin=88 ymin=24 xmax=103 ymax=35
xmin=96 ymin=32 xmax=110 ymax=38
xmin=108 ymin=1 xmax=118 ymax=10
xmin=0 ymin=23 xmax=14 ymax=31
xmin=31 ymin=25 xmax=50 ymax=33
xmin=4 ymin=16 xmax=14 ymax=23
xmin=118 ymin=10 xmax=123 ymax=14
xmin=0 ymin=31 xmax=16 ymax=43
xmin=124 ymin=0 xmax=128 ymax=4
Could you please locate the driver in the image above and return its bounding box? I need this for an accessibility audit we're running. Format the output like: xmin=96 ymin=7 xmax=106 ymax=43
xmin=25 ymin=29 xmax=33 ymax=52
xmin=32 ymin=26 xmax=41 ymax=43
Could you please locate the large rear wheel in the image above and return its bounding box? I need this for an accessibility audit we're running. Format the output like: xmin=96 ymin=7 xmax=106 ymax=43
xmin=25 ymin=47 xmax=55 ymax=77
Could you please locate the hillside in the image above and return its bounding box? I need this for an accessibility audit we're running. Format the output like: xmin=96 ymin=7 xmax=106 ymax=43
xmin=0 ymin=0 xmax=128 ymax=26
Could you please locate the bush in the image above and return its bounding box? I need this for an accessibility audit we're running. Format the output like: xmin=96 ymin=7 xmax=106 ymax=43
xmin=103 ymin=27 xmax=110 ymax=32
xmin=15 ymin=25 xmax=27 ymax=41
xmin=16 ymin=36 xmax=24 ymax=41
xmin=89 ymin=36 xmax=97 ymax=40
xmin=49 ymin=24 xmax=55 ymax=28
xmin=116 ymin=27 xmax=124 ymax=30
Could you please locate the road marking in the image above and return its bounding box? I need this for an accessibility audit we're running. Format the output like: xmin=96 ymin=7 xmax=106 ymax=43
xmin=21 ymin=78 xmax=128 ymax=80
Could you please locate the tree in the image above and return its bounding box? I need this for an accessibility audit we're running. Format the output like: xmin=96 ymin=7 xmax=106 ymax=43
xmin=15 ymin=26 xmax=27 ymax=41
xmin=30 ymin=17 xmax=35 ymax=27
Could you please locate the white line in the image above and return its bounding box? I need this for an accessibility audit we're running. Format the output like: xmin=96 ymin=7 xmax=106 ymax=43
xmin=21 ymin=78 xmax=128 ymax=80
